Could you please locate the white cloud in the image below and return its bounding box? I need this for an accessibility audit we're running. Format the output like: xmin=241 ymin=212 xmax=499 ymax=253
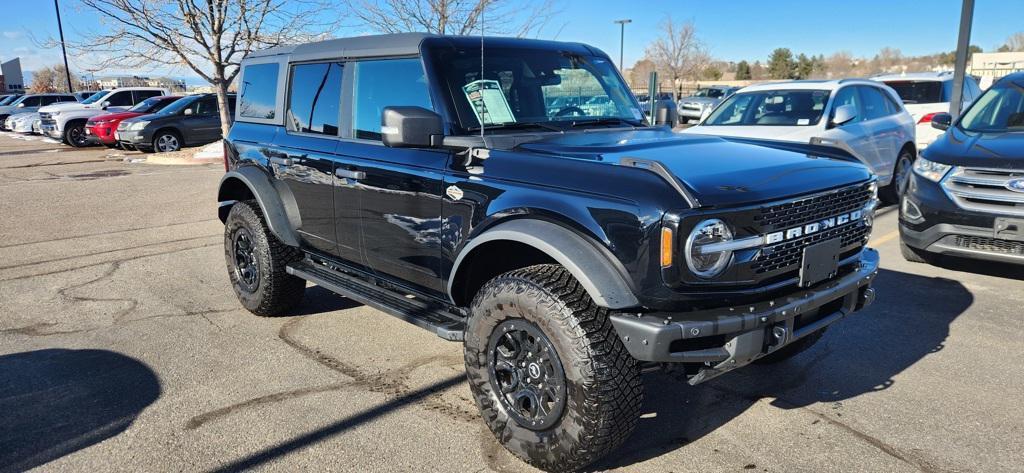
xmin=2 ymin=31 xmax=23 ymax=40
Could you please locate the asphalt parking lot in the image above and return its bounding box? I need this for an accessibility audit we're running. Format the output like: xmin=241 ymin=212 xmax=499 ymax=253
xmin=1 ymin=132 xmax=1023 ymax=473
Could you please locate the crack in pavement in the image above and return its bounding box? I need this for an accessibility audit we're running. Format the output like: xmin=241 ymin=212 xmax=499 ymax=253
xmin=1 ymin=158 xmax=108 ymax=167
xmin=0 ymin=241 xmax=222 ymax=282
xmin=0 ymin=308 xmax=239 ymax=338
xmin=0 ymin=234 xmax=221 ymax=271
xmin=0 ymin=217 xmax=217 ymax=249
xmin=184 ymin=382 xmax=360 ymax=431
xmin=55 ymin=261 xmax=140 ymax=322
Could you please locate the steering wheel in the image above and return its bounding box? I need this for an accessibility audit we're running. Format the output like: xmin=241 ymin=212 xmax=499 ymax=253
xmin=555 ymin=106 xmax=585 ymax=117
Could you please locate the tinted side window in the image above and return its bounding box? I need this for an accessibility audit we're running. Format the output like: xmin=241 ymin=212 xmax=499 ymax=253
xmin=196 ymin=98 xmax=218 ymax=116
xmin=106 ymin=91 xmax=134 ymax=107
xmin=22 ymin=97 xmax=41 ymax=107
xmin=859 ymin=86 xmax=891 ymax=121
xmin=352 ymin=58 xmax=432 ymax=140
xmin=60 ymin=95 xmax=77 ymax=102
xmin=40 ymin=96 xmax=60 ymax=106
xmin=240 ymin=63 xmax=279 ymax=119
xmin=287 ymin=62 xmax=342 ymax=135
xmin=133 ymin=90 xmax=162 ymax=103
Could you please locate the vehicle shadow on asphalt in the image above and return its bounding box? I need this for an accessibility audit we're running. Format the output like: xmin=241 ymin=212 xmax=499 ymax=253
xmin=595 ymin=268 xmax=973 ymax=470
xmin=288 ymin=285 xmax=364 ymax=315
xmin=927 ymin=255 xmax=1024 ymax=280
xmin=0 ymin=349 xmax=161 ymax=473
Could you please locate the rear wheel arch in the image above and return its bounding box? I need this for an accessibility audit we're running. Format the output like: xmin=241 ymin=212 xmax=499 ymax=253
xmin=217 ymin=169 xmax=301 ymax=247
xmin=447 ymin=219 xmax=640 ymax=310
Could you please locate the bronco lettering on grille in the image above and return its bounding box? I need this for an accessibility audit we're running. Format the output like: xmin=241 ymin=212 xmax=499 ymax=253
xmin=764 ymin=210 xmax=863 ymax=244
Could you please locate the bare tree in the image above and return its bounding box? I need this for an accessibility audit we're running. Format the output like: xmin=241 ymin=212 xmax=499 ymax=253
xmin=29 ymin=64 xmax=83 ymax=93
xmin=644 ymin=16 xmax=710 ymax=99
xmin=55 ymin=0 xmax=336 ymax=137
xmin=345 ymin=0 xmax=560 ymax=37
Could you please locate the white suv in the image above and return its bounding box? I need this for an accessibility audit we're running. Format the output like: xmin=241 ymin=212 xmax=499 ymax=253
xmin=38 ymin=87 xmax=170 ymax=147
xmin=871 ymin=72 xmax=982 ymax=150
xmin=683 ymin=79 xmax=917 ymax=203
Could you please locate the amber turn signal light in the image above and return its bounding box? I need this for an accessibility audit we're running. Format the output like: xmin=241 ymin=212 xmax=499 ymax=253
xmin=660 ymin=227 xmax=674 ymax=268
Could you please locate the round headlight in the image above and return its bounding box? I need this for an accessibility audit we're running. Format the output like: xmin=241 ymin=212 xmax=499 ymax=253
xmin=685 ymin=219 xmax=734 ymax=278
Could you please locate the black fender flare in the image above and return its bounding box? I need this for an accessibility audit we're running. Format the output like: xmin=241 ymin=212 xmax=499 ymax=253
xmin=217 ymin=167 xmax=301 ymax=247
xmin=448 ymin=219 xmax=640 ymax=309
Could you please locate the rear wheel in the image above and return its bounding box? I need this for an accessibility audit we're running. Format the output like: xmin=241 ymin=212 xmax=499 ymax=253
xmin=882 ymin=148 xmax=915 ymax=204
xmin=64 ymin=122 xmax=89 ymax=147
xmin=224 ymin=201 xmax=305 ymax=316
xmin=464 ymin=264 xmax=643 ymax=473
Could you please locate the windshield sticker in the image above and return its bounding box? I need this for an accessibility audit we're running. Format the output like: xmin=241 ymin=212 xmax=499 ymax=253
xmin=463 ymin=80 xmax=516 ymax=126
xmin=797 ymin=118 xmax=810 ymax=125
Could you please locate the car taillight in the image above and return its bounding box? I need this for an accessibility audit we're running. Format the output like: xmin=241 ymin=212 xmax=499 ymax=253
xmin=918 ymin=113 xmax=936 ymax=124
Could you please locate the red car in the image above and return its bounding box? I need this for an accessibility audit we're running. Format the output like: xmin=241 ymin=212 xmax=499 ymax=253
xmin=85 ymin=95 xmax=182 ymax=147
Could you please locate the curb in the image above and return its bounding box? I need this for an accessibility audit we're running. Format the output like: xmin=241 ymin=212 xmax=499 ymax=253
xmin=144 ymin=154 xmax=222 ymax=166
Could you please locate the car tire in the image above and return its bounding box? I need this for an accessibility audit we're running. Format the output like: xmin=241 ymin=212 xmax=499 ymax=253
xmin=63 ymin=122 xmax=90 ymax=148
xmin=899 ymin=239 xmax=930 ymax=264
xmin=678 ymin=117 xmax=689 ymax=125
xmin=464 ymin=264 xmax=643 ymax=473
xmin=882 ymin=148 xmax=915 ymax=205
xmin=153 ymin=130 xmax=182 ymax=153
xmin=224 ymin=200 xmax=306 ymax=316
xmin=753 ymin=328 xmax=826 ymax=364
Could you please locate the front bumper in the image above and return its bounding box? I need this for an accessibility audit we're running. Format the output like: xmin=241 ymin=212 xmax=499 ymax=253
xmin=900 ymin=174 xmax=1024 ymax=264
xmin=41 ymin=124 xmax=62 ymax=139
xmin=85 ymin=124 xmax=117 ymax=144
xmin=610 ymin=248 xmax=878 ymax=383
xmin=678 ymin=107 xmax=703 ymax=120
xmin=117 ymin=129 xmax=152 ymax=148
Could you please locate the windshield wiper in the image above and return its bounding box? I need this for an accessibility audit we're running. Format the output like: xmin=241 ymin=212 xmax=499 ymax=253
xmin=467 ymin=121 xmax=564 ymax=132
xmin=569 ymin=117 xmax=645 ymax=128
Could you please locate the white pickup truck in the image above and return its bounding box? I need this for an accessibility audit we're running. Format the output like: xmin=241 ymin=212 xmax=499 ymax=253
xmin=39 ymin=87 xmax=171 ymax=147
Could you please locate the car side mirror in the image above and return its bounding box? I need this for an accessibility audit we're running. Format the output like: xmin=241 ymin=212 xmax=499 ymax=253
xmin=931 ymin=112 xmax=952 ymax=131
xmin=183 ymin=108 xmax=194 ymax=116
xmin=830 ymin=104 xmax=857 ymax=127
xmin=381 ymin=106 xmax=443 ymax=148
xmin=16 ymin=103 xmax=24 ymax=108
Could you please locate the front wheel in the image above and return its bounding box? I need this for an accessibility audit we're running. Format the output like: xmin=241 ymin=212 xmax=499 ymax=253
xmin=224 ymin=201 xmax=306 ymax=316
xmin=64 ymin=122 xmax=89 ymax=147
xmin=153 ymin=130 xmax=182 ymax=153
xmin=464 ymin=264 xmax=643 ymax=473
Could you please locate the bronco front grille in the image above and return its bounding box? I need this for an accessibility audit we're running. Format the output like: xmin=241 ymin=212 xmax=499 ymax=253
xmin=751 ymin=183 xmax=873 ymax=275
xmin=39 ymin=112 xmax=56 ymax=127
xmin=942 ymin=167 xmax=1024 ymax=217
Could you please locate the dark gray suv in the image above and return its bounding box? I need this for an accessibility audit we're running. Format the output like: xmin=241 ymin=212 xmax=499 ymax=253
xmin=117 ymin=93 xmax=236 ymax=152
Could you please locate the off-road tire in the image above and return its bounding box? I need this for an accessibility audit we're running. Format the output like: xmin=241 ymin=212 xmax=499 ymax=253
xmin=223 ymin=200 xmax=305 ymax=316
xmin=881 ymin=148 xmax=915 ymax=205
xmin=900 ymin=239 xmax=929 ymax=263
xmin=754 ymin=328 xmax=826 ymax=364
xmin=464 ymin=264 xmax=643 ymax=473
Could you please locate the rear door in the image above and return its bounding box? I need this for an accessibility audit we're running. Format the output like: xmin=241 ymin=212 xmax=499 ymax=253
xmin=337 ymin=57 xmax=448 ymax=295
xmin=857 ymin=85 xmax=903 ymax=180
xmin=821 ymin=85 xmax=881 ymax=173
xmin=103 ymin=90 xmax=134 ymax=111
xmin=187 ymin=97 xmax=222 ymax=143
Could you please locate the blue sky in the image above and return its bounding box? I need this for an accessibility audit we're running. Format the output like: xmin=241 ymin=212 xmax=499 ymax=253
xmin=1 ymin=0 xmax=1022 ymax=85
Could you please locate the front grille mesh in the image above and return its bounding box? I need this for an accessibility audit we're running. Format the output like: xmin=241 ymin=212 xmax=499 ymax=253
xmin=751 ymin=183 xmax=873 ymax=274
xmin=953 ymin=236 xmax=1024 ymax=256
xmin=39 ymin=112 xmax=56 ymax=127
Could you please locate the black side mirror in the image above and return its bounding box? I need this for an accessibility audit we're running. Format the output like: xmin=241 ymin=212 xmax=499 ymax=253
xmin=931 ymin=112 xmax=952 ymax=131
xmin=381 ymin=106 xmax=443 ymax=148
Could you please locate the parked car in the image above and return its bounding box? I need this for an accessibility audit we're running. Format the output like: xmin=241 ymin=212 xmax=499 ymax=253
xmin=543 ymin=96 xmax=582 ymax=116
xmin=636 ymin=92 xmax=679 ymax=126
xmin=871 ymin=72 xmax=983 ymax=150
xmin=683 ymin=79 xmax=916 ymax=203
xmin=677 ymin=85 xmax=741 ymax=123
xmin=218 ymin=33 xmax=880 ymax=473
xmin=118 ymin=93 xmax=235 ymax=152
xmin=38 ymin=87 xmax=171 ymax=147
xmin=5 ymin=112 xmax=40 ymax=134
xmin=899 ymin=71 xmax=1024 ymax=265
xmin=85 ymin=95 xmax=182 ymax=148
xmin=0 ymin=94 xmax=23 ymax=106
xmin=0 ymin=93 xmax=78 ymax=130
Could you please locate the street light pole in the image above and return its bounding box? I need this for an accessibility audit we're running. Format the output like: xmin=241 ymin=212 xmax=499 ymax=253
xmin=54 ymin=0 xmax=74 ymax=93
xmin=614 ymin=19 xmax=632 ymax=72
xmin=950 ymin=0 xmax=975 ymax=118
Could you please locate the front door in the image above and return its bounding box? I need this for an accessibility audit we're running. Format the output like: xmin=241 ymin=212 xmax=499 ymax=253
xmin=185 ymin=97 xmax=222 ymax=144
xmin=339 ymin=58 xmax=447 ymax=294
xmin=822 ymin=85 xmax=880 ymax=174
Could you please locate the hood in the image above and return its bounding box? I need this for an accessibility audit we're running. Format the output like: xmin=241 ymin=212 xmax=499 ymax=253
xmin=38 ymin=102 xmax=89 ymax=113
xmin=516 ymin=128 xmax=871 ymax=207
xmin=89 ymin=111 xmax=143 ymax=123
xmin=923 ymin=126 xmax=1024 ymax=169
xmin=682 ymin=124 xmax=816 ymax=142
xmin=9 ymin=112 xmax=39 ymax=122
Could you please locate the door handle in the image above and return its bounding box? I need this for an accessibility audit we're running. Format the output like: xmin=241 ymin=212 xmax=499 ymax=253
xmin=335 ymin=168 xmax=366 ymax=180
xmin=269 ymin=156 xmax=294 ymax=166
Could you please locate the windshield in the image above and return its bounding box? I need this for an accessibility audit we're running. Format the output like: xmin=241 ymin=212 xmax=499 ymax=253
xmin=0 ymin=95 xmax=19 ymax=106
xmin=883 ymin=81 xmax=945 ymax=104
xmin=705 ymin=89 xmax=830 ymax=126
xmin=694 ymin=88 xmax=725 ymax=98
xmin=81 ymin=91 xmax=112 ymax=104
xmin=155 ymin=96 xmax=197 ymax=116
xmin=959 ymin=81 xmax=1024 ymax=133
xmin=429 ymin=46 xmax=644 ymax=132
xmin=129 ymin=97 xmax=174 ymax=113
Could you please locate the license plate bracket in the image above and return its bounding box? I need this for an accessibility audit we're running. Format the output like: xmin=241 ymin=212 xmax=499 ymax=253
xmin=995 ymin=217 xmax=1024 ymax=242
xmin=800 ymin=238 xmax=842 ymax=287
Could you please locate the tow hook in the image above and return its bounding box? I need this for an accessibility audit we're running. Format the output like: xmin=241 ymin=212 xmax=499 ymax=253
xmin=857 ymin=287 xmax=876 ymax=310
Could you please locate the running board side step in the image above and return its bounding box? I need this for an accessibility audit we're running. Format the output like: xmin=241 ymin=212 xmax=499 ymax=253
xmin=286 ymin=260 xmax=465 ymax=341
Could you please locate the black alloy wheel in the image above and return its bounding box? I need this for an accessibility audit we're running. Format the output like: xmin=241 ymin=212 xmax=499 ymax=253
xmin=487 ymin=320 xmax=567 ymax=430
xmin=231 ymin=227 xmax=260 ymax=293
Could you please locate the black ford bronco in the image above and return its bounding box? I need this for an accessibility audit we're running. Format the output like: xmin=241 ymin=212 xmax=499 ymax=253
xmin=219 ymin=33 xmax=880 ymax=472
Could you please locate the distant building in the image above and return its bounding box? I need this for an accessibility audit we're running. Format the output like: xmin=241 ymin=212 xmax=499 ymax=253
xmin=0 ymin=58 xmax=25 ymax=93
xmin=969 ymin=52 xmax=1024 ymax=87
xmin=96 ymin=75 xmax=186 ymax=92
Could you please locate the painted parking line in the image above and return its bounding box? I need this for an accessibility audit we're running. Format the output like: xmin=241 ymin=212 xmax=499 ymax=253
xmin=870 ymin=230 xmax=900 ymax=246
